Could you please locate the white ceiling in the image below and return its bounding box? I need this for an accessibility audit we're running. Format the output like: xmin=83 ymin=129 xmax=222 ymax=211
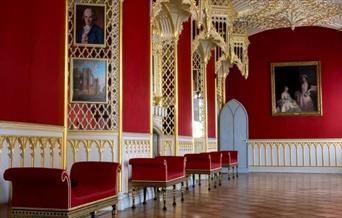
xmin=231 ymin=0 xmax=342 ymax=35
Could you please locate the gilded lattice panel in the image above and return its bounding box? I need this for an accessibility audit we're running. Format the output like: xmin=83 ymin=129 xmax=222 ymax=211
xmin=161 ymin=40 xmax=176 ymax=136
xmin=193 ymin=50 xmax=205 ymax=124
xmin=67 ymin=0 xmax=120 ymax=130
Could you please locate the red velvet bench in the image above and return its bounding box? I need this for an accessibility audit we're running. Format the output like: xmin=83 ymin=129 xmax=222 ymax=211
xmin=185 ymin=152 xmax=222 ymax=191
xmin=129 ymin=156 xmax=186 ymax=210
xmin=221 ymin=150 xmax=239 ymax=180
xmin=4 ymin=161 xmax=120 ymax=218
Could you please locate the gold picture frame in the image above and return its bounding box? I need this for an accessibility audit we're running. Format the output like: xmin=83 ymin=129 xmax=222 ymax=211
xmin=271 ymin=61 xmax=322 ymax=116
xmin=74 ymin=3 xmax=106 ymax=47
xmin=70 ymin=58 xmax=108 ymax=103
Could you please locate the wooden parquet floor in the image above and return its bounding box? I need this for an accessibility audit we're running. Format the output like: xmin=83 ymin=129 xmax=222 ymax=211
xmin=100 ymin=173 xmax=342 ymax=218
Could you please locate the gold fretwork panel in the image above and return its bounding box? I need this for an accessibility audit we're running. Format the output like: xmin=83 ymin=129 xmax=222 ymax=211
xmin=178 ymin=141 xmax=193 ymax=155
xmin=208 ymin=140 xmax=218 ymax=152
xmin=67 ymin=0 xmax=120 ymax=130
xmin=233 ymin=0 xmax=342 ymax=34
xmin=248 ymin=139 xmax=342 ymax=167
xmin=211 ymin=0 xmax=229 ymax=6
xmin=0 ymin=136 xmax=63 ymax=168
xmin=161 ymin=40 xmax=176 ymax=136
xmin=193 ymin=50 xmax=205 ymax=137
xmin=124 ymin=140 xmax=151 ymax=157
xmin=67 ymin=138 xmax=116 ymax=164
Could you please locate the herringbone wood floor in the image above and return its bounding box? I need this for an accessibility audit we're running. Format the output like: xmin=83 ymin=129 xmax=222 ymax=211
xmin=2 ymin=173 xmax=342 ymax=217
xmin=101 ymin=173 xmax=342 ymax=218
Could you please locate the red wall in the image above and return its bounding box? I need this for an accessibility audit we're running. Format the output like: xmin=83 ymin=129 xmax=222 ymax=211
xmin=226 ymin=27 xmax=342 ymax=139
xmin=207 ymin=51 xmax=216 ymax=138
xmin=123 ymin=0 xmax=150 ymax=133
xmin=178 ymin=19 xmax=192 ymax=136
xmin=0 ymin=1 xmax=65 ymax=125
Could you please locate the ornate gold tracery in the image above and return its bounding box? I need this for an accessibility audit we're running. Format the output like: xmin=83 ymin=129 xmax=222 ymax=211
xmin=67 ymin=0 xmax=120 ymax=131
xmin=233 ymin=0 xmax=342 ymax=34
xmin=161 ymin=40 xmax=176 ymax=136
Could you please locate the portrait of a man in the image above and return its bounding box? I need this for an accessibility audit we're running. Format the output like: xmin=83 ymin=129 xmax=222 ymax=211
xmin=271 ymin=61 xmax=322 ymax=116
xmin=74 ymin=4 xmax=106 ymax=46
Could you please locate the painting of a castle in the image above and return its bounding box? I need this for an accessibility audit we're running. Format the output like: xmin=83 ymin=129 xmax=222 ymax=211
xmin=71 ymin=58 xmax=107 ymax=103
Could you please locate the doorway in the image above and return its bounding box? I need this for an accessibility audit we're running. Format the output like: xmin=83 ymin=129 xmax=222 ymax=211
xmin=219 ymin=99 xmax=249 ymax=172
xmin=152 ymin=129 xmax=161 ymax=157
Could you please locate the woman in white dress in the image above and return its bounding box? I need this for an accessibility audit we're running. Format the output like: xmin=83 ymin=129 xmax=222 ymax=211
xmin=277 ymin=86 xmax=301 ymax=112
xmin=295 ymin=74 xmax=314 ymax=112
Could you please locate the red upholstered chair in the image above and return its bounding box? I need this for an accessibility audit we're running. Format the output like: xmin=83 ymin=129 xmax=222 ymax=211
xmin=129 ymin=156 xmax=186 ymax=210
xmin=185 ymin=152 xmax=222 ymax=191
xmin=209 ymin=151 xmax=223 ymax=186
xmin=4 ymin=161 xmax=120 ymax=218
xmin=220 ymin=150 xmax=239 ymax=180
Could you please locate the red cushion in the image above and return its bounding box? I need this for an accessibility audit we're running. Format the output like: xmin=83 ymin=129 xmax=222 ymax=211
xmin=167 ymin=170 xmax=184 ymax=180
xmin=71 ymin=185 xmax=115 ymax=207
xmin=211 ymin=162 xmax=221 ymax=170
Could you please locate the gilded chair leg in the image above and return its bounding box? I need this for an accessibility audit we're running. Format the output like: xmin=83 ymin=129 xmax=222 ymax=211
xmin=112 ymin=204 xmax=117 ymax=217
xmin=186 ymin=177 xmax=189 ymax=190
xmin=172 ymin=185 xmax=177 ymax=207
xmin=208 ymin=175 xmax=211 ymax=191
xmin=154 ymin=187 xmax=158 ymax=200
xmin=90 ymin=211 xmax=95 ymax=218
xmin=192 ymin=174 xmax=195 ymax=188
xmin=162 ymin=188 xmax=167 ymax=211
xmin=132 ymin=188 xmax=136 ymax=209
xmin=181 ymin=182 xmax=184 ymax=201
xmin=199 ymin=174 xmax=201 ymax=186
xmin=219 ymin=172 xmax=222 ymax=186
xmin=228 ymin=166 xmax=231 ymax=180
xmin=143 ymin=187 xmax=147 ymax=204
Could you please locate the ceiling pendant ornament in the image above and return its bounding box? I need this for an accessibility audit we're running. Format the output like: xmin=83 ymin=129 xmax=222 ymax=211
xmin=152 ymin=0 xmax=194 ymax=40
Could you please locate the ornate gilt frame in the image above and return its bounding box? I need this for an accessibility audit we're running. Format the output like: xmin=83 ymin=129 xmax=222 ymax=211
xmin=70 ymin=57 xmax=108 ymax=104
xmin=73 ymin=3 xmax=107 ymax=48
xmin=271 ymin=61 xmax=322 ymax=116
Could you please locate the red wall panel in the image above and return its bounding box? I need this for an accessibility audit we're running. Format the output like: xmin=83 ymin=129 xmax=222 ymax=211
xmin=0 ymin=1 xmax=65 ymax=125
xmin=123 ymin=0 xmax=150 ymax=133
xmin=226 ymin=27 xmax=342 ymax=138
xmin=207 ymin=51 xmax=216 ymax=138
xmin=178 ymin=19 xmax=192 ymax=136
